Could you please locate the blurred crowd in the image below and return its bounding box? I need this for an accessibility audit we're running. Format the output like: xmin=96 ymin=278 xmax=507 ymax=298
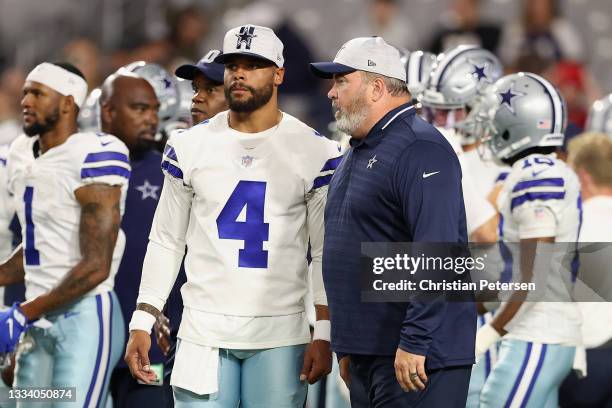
xmin=0 ymin=0 xmax=606 ymax=141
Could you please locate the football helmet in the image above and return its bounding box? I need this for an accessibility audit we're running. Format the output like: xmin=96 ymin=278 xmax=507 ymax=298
xmin=481 ymin=72 xmax=567 ymax=161
xmin=585 ymin=94 xmax=612 ymax=135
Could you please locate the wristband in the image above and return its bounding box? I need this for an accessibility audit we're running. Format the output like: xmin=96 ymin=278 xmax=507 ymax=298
xmin=313 ymin=320 xmax=331 ymax=342
xmin=129 ymin=310 xmax=157 ymax=334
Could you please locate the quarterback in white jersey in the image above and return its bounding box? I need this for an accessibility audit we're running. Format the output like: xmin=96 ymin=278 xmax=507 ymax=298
xmin=476 ymin=73 xmax=581 ymax=408
xmin=126 ymin=25 xmax=337 ymax=407
xmin=0 ymin=62 xmax=128 ymax=407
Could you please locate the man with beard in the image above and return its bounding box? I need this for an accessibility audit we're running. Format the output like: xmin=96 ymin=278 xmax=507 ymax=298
xmin=98 ymin=72 xmax=170 ymax=407
xmin=311 ymin=37 xmax=475 ymax=407
xmin=175 ymin=49 xmax=228 ymax=125
xmin=0 ymin=62 xmax=129 ymax=407
xmin=125 ymin=25 xmax=339 ymax=407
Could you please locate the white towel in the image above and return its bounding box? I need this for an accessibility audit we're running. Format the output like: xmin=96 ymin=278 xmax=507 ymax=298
xmin=170 ymin=340 xmax=220 ymax=395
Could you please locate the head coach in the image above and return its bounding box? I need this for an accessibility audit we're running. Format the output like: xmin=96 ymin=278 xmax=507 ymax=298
xmin=310 ymin=37 xmax=476 ymax=407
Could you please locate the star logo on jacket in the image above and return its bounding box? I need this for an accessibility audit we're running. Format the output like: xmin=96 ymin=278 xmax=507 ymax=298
xmin=367 ymin=155 xmax=377 ymax=169
xmin=135 ymin=179 xmax=160 ymax=200
xmin=241 ymin=155 xmax=255 ymax=168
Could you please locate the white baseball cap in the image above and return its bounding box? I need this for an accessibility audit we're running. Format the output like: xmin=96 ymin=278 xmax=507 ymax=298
xmin=310 ymin=37 xmax=406 ymax=82
xmin=214 ymin=25 xmax=284 ymax=67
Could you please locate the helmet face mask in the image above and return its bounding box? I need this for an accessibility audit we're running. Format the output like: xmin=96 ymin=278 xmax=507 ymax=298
xmin=480 ymin=72 xmax=567 ymax=163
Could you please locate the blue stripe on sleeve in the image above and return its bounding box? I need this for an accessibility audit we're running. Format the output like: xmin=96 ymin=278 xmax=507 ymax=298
xmin=81 ymin=166 xmax=131 ymax=180
xmin=164 ymin=145 xmax=178 ymax=161
xmin=512 ymin=177 xmax=564 ymax=193
xmin=495 ymin=172 xmax=509 ymax=182
xmin=313 ymin=174 xmax=332 ymax=189
xmin=84 ymin=151 xmax=129 ymax=164
xmin=161 ymin=160 xmax=183 ymax=180
xmin=320 ymin=155 xmax=343 ymax=173
xmin=511 ymin=191 xmax=565 ymax=210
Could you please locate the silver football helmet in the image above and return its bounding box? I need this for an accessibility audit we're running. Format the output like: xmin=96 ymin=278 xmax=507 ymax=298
xmin=77 ymin=88 xmax=102 ymax=132
xmin=120 ymin=61 xmax=180 ymax=125
xmin=481 ymin=72 xmax=567 ymax=161
xmin=585 ymin=94 xmax=612 ymax=135
xmin=399 ymin=50 xmax=437 ymax=101
xmin=422 ymin=45 xmax=503 ymax=109
xmin=175 ymin=78 xmax=194 ymax=126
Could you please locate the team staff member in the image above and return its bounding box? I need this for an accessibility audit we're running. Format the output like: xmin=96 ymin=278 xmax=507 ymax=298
xmin=311 ymin=37 xmax=475 ymax=407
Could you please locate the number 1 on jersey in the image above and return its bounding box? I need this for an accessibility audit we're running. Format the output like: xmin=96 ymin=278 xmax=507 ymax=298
xmin=217 ymin=181 xmax=269 ymax=268
xmin=23 ymin=186 xmax=40 ymax=266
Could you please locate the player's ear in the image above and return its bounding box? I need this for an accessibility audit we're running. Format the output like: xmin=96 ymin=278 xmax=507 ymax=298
xmin=100 ymin=101 xmax=114 ymax=127
xmin=274 ymin=67 xmax=285 ymax=87
xmin=61 ymin=95 xmax=76 ymax=115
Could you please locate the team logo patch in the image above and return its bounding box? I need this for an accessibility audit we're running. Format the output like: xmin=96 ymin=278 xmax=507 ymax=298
xmin=236 ymin=26 xmax=257 ymax=50
xmin=241 ymin=155 xmax=255 ymax=168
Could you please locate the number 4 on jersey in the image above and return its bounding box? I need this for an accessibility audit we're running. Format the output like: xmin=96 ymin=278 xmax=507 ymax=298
xmin=216 ymin=181 xmax=269 ymax=268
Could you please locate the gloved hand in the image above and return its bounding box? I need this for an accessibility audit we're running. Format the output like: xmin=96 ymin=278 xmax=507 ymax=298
xmin=0 ymin=303 xmax=28 ymax=353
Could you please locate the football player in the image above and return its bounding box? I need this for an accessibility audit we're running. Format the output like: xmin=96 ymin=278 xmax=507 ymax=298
xmin=125 ymin=25 xmax=337 ymax=407
xmin=0 ymin=62 xmax=129 ymax=407
xmin=475 ymin=72 xmax=582 ymax=408
xmin=421 ymin=45 xmax=502 ymax=243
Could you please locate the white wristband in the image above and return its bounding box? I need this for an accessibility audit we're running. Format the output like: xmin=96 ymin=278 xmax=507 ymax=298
xmin=128 ymin=310 xmax=157 ymax=334
xmin=475 ymin=323 xmax=501 ymax=361
xmin=313 ymin=320 xmax=331 ymax=342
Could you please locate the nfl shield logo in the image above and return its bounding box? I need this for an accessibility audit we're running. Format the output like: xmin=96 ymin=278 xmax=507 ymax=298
xmin=241 ymin=155 xmax=254 ymax=168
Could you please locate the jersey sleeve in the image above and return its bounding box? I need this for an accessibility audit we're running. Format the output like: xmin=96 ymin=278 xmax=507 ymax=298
xmin=510 ymin=176 xmax=565 ymax=239
xmin=79 ymin=136 xmax=131 ymax=188
xmin=305 ymin=138 xmax=342 ymax=306
xmin=136 ymin=138 xmax=193 ymax=311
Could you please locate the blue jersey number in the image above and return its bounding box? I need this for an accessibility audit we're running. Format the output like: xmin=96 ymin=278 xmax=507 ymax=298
xmin=216 ymin=181 xmax=269 ymax=268
xmin=23 ymin=186 xmax=40 ymax=266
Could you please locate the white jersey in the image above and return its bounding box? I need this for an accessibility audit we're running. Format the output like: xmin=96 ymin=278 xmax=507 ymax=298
xmin=497 ymin=153 xmax=582 ymax=345
xmin=0 ymin=144 xmax=14 ymax=305
xmin=0 ymin=144 xmax=14 ymax=261
xmin=436 ymin=127 xmax=496 ymax=235
xmin=7 ymin=132 xmax=129 ymax=301
xmin=463 ymin=148 xmax=509 ymax=193
xmin=136 ymin=111 xmax=341 ymax=348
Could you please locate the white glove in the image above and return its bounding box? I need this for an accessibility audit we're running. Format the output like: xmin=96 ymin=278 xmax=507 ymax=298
xmin=475 ymin=323 xmax=501 ymax=362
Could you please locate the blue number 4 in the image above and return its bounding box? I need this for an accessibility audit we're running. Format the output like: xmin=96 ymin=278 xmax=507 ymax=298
xmin=23 ymin=186 xmax=40 ymax=266
xmin=216 ymin=181 xmax=269 ymax=268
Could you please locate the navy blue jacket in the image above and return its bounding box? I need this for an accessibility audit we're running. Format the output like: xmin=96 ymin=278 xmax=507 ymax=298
xmin=323 ymin=103 xmax=476 ymax=369
xmin=115 ymin=149 xmax=185 ymax=367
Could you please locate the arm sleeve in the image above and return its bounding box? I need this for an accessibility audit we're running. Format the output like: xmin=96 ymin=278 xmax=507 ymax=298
xmin=306 ymin=185 xmax=328 ymax=306
xmin=394 ymin=141 xmax=465 ymax=355
xmin=135 ymin=142 xmax=193 ymax=312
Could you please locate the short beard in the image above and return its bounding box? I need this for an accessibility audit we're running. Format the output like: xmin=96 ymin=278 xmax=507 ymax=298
xmin=333 ymin=95 xmax=368 ymax=136
xmin=23 ymin=108 xmax=60 ymax=137
xmin=225 ymin=82 xmax=274 ymax=113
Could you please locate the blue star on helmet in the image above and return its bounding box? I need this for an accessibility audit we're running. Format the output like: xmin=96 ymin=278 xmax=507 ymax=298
xmin=472 ymin=64 xmax=487 ymax=81
xmin=162 ymin=77 xmax=172 ymax=89
xmin=498 ymin=83 xmax=525 ymax=115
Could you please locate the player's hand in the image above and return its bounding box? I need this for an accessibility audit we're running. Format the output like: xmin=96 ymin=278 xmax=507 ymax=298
xmin=394 ymin=348 xmax=427 ymax=392
xmin=0 ymin=304 xmax=27 ymax=353
xmin=300 ymin=339 xmax=332 ymax=384
xmin=339 ymin=355 xmax=351 ymax=388
xmin=475 ymin=323 xmax=501 ymax=362
xmin=125 ymin=330 xmax=157 ymax=384
xmin=154 ymin=314 xmax=172 ymax=356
